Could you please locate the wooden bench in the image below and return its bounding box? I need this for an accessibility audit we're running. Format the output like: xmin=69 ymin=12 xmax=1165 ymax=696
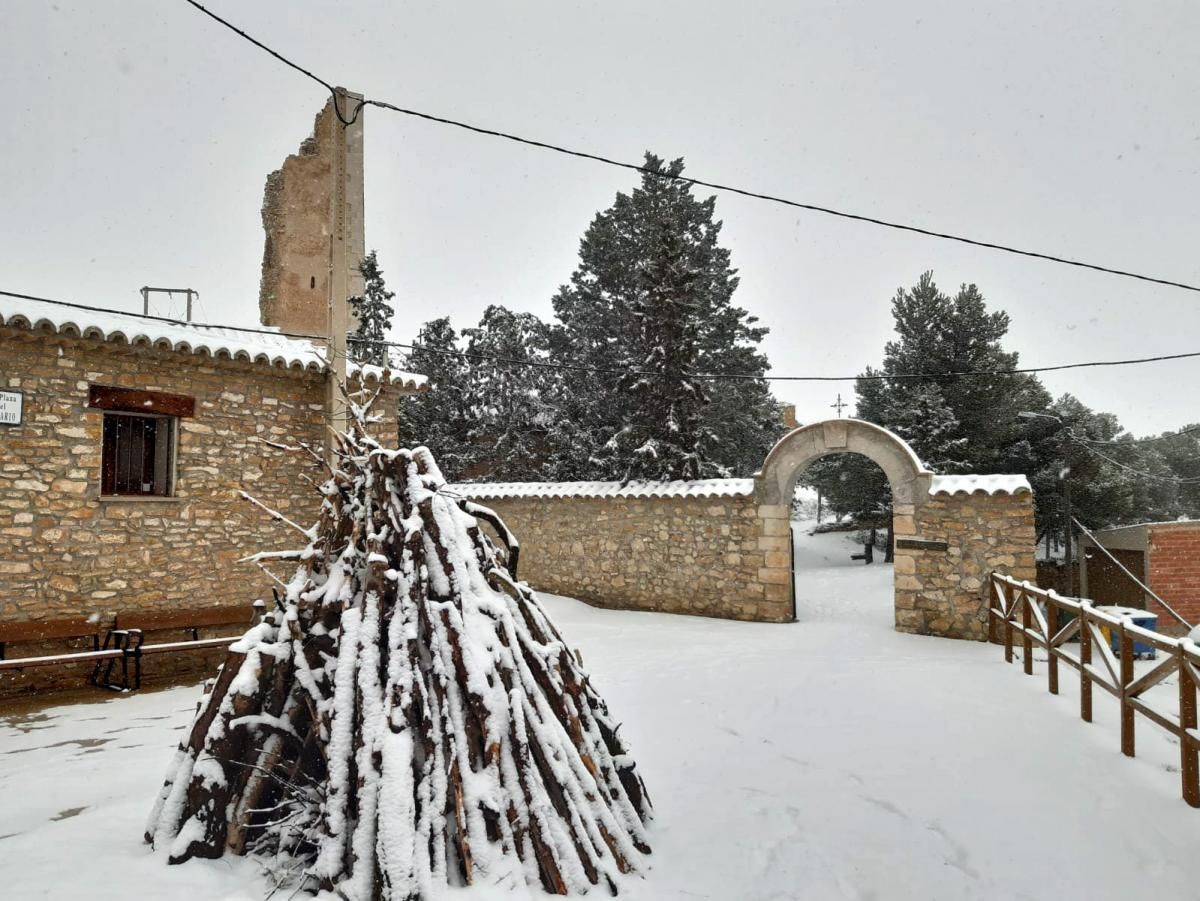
xmin=97 ymin=603 xmax=265 ymax=690
xmin=0 ymin=603 xmax=263 ymax=691
xmin=0 ymin=615 xmax=119 ymax=669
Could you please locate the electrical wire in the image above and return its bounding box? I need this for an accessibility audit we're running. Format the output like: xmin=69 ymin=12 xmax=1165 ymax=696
xmin=1076 ymin=425 xmax=1200 ymax=446
xmin=179 ymin=0 xmax=1200 ymax=294
xmin=6 ymin=286 xmax=1200 ymax=388
xmin=1068 ymin=437 xmax=1200 ymax=485
xmin=344 ymin=335 xmax=1200 ymax=384
xmin=0 ymin=289 xmax=324 ymax=341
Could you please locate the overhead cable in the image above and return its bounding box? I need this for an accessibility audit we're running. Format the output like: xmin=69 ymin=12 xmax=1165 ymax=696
xmin=180 ymin=0 xmax=1200 ymax=294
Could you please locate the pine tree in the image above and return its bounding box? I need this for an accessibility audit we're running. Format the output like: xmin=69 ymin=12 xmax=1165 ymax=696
xmin=1155 ymin=424 xmax=1200 ymax=517
xmin=460 ymin=305 xmax=556 ymax=481
xmin=348 ymin=250 xmax=395 ymax=366
xmin=808 ymin=272 xmax=1040 ymax=545
xmin=549 ymin=154 xmax=779 ymax=481
xmin=867 ymin=271 xmax=1049 ymax=474
xmin=397 ymin=317 xmax=472 ymax=480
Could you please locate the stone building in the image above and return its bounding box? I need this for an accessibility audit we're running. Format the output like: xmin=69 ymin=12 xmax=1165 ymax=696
xmin=0 ymin=295 xmax=423 ymax=688
xmin=0 ymin=91 xmax=425 ymax=691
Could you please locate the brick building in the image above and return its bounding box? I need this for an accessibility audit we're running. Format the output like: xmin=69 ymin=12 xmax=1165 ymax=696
xmin=1079 ymin=520 xmax=1200 ymax=631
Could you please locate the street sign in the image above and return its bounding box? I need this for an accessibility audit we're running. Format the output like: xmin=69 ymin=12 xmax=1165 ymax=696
xmin=0 ymin=390 xmax=23 ymax=426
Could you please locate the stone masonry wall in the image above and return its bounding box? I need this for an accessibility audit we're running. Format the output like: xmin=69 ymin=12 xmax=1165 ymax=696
xmin=899 ymin=493 xmax=1038 ymax=641
xmin=469 ymin=488 xmax=1033 ymax=639
xmin=258 ymin=97 xmax=365 ymax=338
xmin=0 ymin=329 xmax=403 ymax=694
xmin=1148 ymin=523 xmax=1200 ymax=629
xmin=470 ymin=494 xmax=794 ymax=623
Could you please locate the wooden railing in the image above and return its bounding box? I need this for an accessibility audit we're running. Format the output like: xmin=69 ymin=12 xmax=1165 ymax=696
xmin=989 ymin=572 xmax=1200 ymax=807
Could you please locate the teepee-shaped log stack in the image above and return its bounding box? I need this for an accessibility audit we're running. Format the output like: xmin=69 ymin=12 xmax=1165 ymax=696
xmin=145 ymin=400 xmax=652 ymax=898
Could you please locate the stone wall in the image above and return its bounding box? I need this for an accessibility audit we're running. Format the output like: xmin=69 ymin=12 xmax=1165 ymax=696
xmin=465 ymin=491 xmax=794 ymax=623
xmin=899 ymin=492 xmax=1037 ymax=641
xmin=0 ymin=329 xmax=404 ymax=694
xmin=463 ymin=479 xmax=1035 ymax=642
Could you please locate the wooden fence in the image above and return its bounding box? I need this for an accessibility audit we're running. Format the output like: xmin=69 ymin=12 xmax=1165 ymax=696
xmin=989 ymin=572 xmax=1200 ymax=807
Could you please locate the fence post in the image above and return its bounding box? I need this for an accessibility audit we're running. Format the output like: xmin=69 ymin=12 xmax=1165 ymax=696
xmin=989 ymin=576 xmax=997 ymax=644
xmin=1022 ymin=592 xmax=1033 ymax=676
xmin=1180 ymin=654 xmax=1199 ymax=807
xmin=1046 ymin=598 xmax=1059 ymax=695
xmin=1004 ymin=584 xmax=1014 ymax=665
xmin=1080 ymin=607 xmax=1093 ymax=724
xmin=1119 ymin=621 xmax=1135 ymax=758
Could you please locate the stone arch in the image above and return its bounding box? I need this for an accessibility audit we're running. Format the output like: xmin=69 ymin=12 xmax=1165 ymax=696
xmin=754 ymin=420 xmax=1035 ymax=639
xmin=757 ymin=419 xmax=932 ymax=509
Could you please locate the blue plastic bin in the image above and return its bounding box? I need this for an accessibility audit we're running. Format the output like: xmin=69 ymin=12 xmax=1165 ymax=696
xmin=1099 ymin=608 xmax=1158 ymax=660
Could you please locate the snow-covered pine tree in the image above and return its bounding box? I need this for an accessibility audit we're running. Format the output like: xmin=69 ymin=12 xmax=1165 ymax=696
xmin=549 ymin=154 xmax=780 ymax=480
xmin=397 ymin=317 xmax=473 ymax=481
xmin=348 ymin=250 xmax=395 ymax=366
xmin=460 ymin=305 xmax=556 ymax=481
xmin=593 ymin=191 xmax=719 ymax=481
xmin=145 ymin=396 xmax=653 ymax=898
xmin=867 ymin=271 xmax=1048 ymax=473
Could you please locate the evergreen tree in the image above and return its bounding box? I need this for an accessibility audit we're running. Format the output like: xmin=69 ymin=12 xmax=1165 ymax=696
xmin=397 ymin=317 xmax=472 ymax=480
xmin=549 ymin=153 xmax=780 ymax=480
xmin=460 ymin=305 xmax=555 ymax=481
xmin=808 ymin=272 xmax=1046 ymax=538
xmin=348 ymin=250 xmax=395 ymax=366
xmin=802 ymin=454 xmax=890 ymax=527
xmin=868 ymin=271 xmax=1050 ymax=473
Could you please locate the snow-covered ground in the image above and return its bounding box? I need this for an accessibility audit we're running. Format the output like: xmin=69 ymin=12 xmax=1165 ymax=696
xmin=1 ymin=524 xmax=1196 ymax=899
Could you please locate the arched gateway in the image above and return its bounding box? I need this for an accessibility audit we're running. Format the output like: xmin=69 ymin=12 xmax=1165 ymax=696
xmin=758 ymin=420 xmax=1036 ymax=639
xmin=455 ymin=420 xmax=1037 ymax=641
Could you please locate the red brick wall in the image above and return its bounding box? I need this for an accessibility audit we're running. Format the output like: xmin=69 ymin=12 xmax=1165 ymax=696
xmin=1147 ymin=523 xmax=1200 ymax=630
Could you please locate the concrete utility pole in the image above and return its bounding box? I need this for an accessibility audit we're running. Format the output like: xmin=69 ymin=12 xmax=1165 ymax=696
xmin=327 ymin=87 xmax=363 ymax=454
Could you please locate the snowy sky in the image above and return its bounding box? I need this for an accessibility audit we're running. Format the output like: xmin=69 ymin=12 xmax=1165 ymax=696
xmin=3 ymin=1 xmax=1198 ymax=436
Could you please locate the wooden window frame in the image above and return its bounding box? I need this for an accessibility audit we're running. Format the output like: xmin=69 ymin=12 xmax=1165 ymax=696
xmin=87 ymin=385 xmax=193 ymax=499
xmin=99 ymin=410 xmax=178 ymax=498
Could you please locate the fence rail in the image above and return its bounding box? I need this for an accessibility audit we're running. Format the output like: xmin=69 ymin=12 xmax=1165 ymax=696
xmin=989 ymin=572 xmax=1200 ymax=807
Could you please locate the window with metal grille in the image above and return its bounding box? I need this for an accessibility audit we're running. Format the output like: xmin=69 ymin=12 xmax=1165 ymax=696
xmin=100 ymin=412 xmax=176 ymax=496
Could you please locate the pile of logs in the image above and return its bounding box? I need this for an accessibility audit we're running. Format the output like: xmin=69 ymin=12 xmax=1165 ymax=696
xmin=145 ymin=398 xmax=652 ymax=898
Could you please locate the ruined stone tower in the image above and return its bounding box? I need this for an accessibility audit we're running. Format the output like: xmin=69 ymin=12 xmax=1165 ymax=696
xmin=258 ymin=94 xmax=365 ymax=337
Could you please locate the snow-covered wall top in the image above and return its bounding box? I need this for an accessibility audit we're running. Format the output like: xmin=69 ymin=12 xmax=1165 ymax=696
xmin=0 ymin=295 xmax=426 ymax=391
xmin=928 ymin=474 xmax=1032 ymax=496
xmin=448 ymin=478 xmax=757 ymax=500
xmin=453 ymin=474 xmax=1033 ymax=501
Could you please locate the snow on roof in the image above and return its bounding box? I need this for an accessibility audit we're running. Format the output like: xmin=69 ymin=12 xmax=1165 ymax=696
xmin=0 ymin=294 xmax=426 ymax=391
xmin=1091 ymin=518 xmax=1198 ymax=533
xmin=928 ymin=474 xmax=1031 ymax=496
xmin=448 ymin=478 xmax=757 ymax=500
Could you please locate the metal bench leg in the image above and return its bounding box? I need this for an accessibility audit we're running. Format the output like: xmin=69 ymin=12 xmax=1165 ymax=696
xmin=92 ymin=630 xmax=121 ymax=688
xmin=125 ymin=631 xmax=144 ymax=691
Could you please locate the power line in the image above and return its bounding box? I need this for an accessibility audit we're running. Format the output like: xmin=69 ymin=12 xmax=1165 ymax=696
xmin=180 ymin=0 xmax=1200 ymax=295
xmin=1068 ymin=437 xmax=1200 ymax=485
xmin=180 ymin=0 xmax=357 ymax=125
xmin=0 ymin=289 xmax=324 ymax=342
xmin=346 ymin=335 xmax=1200 ymax=384
xmin=6 ymin=286 xmax=1200 ymax=387
xmin=1077 ymin=425 xmax=1200 ymax=446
